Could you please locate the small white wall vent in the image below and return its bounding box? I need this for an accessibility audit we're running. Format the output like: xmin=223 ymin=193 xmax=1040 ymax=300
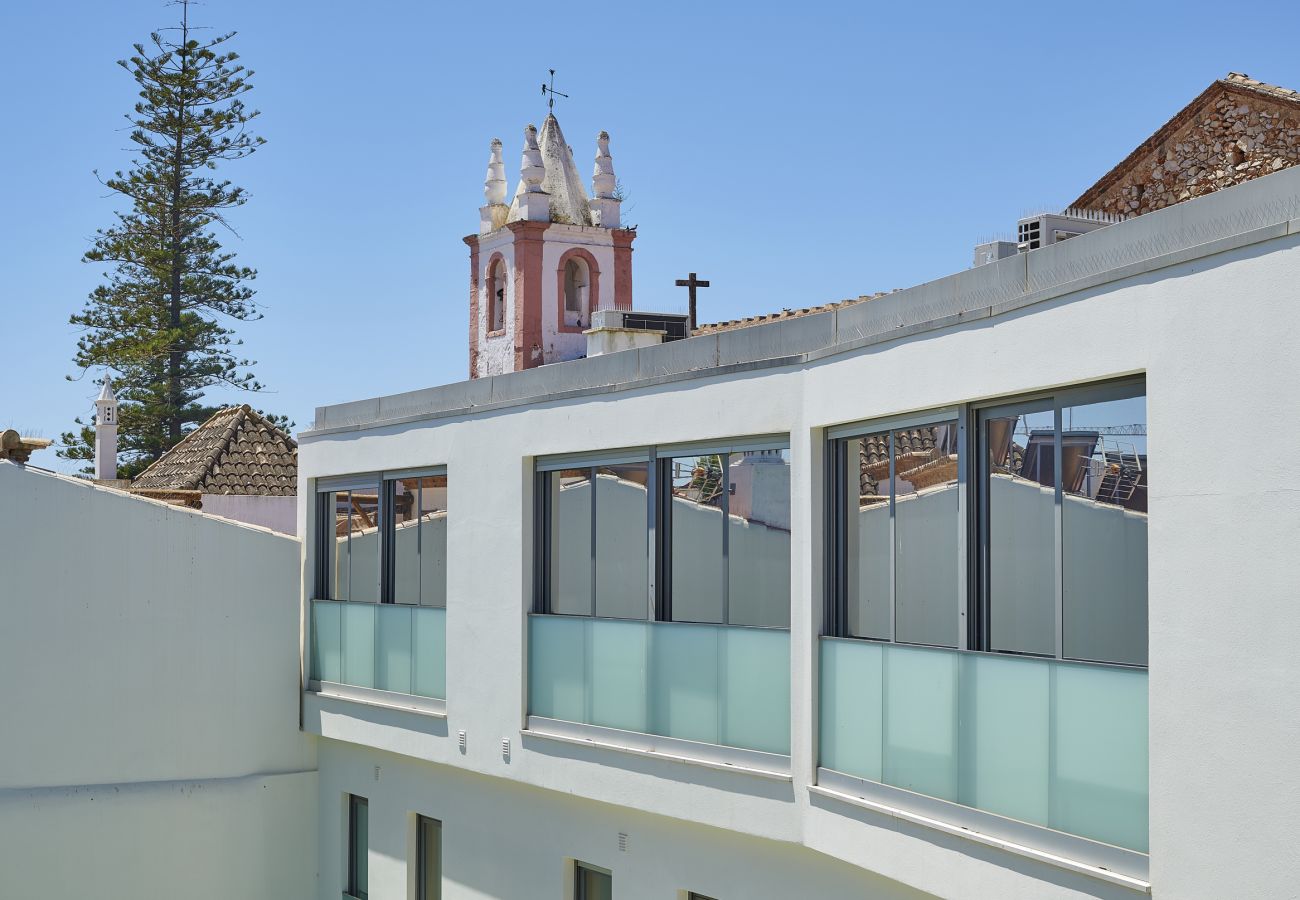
xmin=618 ymin=832 xmax=629 ymax=852
xmin=457 ymin=730 xmax=467 ymax=753
xmin=501 ymin=738 xmax=511 ymax=761
xmin=373 ymin=765 xmax=381 ymax=782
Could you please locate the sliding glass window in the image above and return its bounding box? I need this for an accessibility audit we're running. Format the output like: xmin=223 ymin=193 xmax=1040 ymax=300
xmin=311 ymin=469 xmax=449 ymax=701
xmin=531 ymin=438 xmax=792 ymax=756
xmin=822 ymin=380 xmax=1149 ymax=858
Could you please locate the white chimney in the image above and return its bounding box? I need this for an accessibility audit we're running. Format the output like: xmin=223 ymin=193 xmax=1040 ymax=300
xmin=94 ymin=378 xmax=119 ymax=481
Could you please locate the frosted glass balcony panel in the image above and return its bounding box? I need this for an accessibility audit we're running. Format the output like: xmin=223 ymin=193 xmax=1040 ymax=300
xmin=818 ymin=638 xmax=883 ymax=780
xmin=311 ymin=600 xmax=343 ymax=683
xmin=719 ymin=625 xmax=790 ymax=755
xmin=958 ymin=652 xmax=1050 ymax=824
xmin=310 ymin=600 xmax=446 ymax=701
xmin=341 ymin=602 xmax=376 ymax=688
xmin=819 ymin=638 xmax=1147 ymax=852
xmin=649 ymin=622 xmax=719 ymax=745
xmin=589 ymin=618 xmax=649 ymax=732
xmin=1053 ymin=661 xmax=1149 ymax=852
xmin=528 ymin=613 xmax=588 ymax=722
xmin=530 ymin=615 xmax=789 ymax=756
xmin=883 ymin=644 xmax=958 ymax=800
xmin=374 ymin=603 xmax=414 ymax=694
xmin=411 ymin=607 xmax=446 ymax=699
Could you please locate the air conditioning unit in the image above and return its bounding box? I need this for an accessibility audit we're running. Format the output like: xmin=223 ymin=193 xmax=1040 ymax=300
xmin=1016 ymin=208 xmax=1124 ymax=252
xmin=589 ymin=309 xmax=691 ymax=342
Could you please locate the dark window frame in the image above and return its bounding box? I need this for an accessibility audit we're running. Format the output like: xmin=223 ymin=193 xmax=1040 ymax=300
xmin=347 ymin=794 xmax=368 ymax=900
xmin=533 ymin=438 xmax=791 ymax=629
xmin=314 ymin=468 xmax=447 ymax=605
xmin=825 ymin=377 xmax=1147 ymax=669
xmin=416 ymin=814 xmax=441 ymax=900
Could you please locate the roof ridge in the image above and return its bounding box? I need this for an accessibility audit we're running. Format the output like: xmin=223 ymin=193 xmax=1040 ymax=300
xmin=134 ymin=405 xmax=241 ymax=489
xmin=195 ymin=404 xmax=248 ymax=489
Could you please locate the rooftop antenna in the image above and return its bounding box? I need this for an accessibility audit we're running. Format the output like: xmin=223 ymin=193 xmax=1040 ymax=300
xmin=541 ymin=68 xmax=568 ymax=114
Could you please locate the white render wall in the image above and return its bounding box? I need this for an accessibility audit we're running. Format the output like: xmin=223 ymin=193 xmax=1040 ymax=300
xmin=202 ymin=491 xmax=298 ymax=535
xmin=0 ymin=464 xmax=317 ymax=900
xmin=300 ymin=228 xmax=1300 ymax=899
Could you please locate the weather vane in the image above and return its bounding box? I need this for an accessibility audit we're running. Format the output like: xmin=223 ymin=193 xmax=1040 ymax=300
xmin=541 ymin=69 xmax=568 ymax=113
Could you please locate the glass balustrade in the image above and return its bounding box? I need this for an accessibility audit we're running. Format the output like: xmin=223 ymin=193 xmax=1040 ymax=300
xmin=311 ymin=600 xmax=446 ymax=700
xmin=819 ymin=637 xmax=1147 ymax=852
xmin=529 ymin=614 xmax=790 ymax=756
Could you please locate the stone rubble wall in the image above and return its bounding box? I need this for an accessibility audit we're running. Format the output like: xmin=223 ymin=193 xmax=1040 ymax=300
xmin=1084 ymin=90 xmax=1300 ymax=217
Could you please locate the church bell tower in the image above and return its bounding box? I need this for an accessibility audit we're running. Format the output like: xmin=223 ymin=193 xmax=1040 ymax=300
xmin=464 ymin=114 xmax=636 ymax=378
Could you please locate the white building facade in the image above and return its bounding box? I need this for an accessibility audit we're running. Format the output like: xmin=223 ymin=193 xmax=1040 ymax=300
xmin=298 ymin=165 xmax=1300 ymax=900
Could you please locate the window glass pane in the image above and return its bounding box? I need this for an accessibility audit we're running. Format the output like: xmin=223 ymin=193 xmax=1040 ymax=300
xmin=349 ymin=795 xmax=368 ymax=899
xmin=594 ymin=463 xmax=649 ymax=619
xmin=727 ymin=449 xmax=791 ymax=627
xmin=1061 ymin=392 xmax=1148 ymax=666
xmin=576 ymin=864 xmax=612 ymax=900
xmin=985 ymin=406 xmax=1055 ymax=656
xmin=550 ymin=469 xmax=593 ymax=615
xmin=325 ymin=488 xmax=380 ymax=603
xmin=418 ymin=815 xmax=441 ymax=900
xmin=393 ymin=476 xmax=448 ymax=607
xmin=894 ymin=423 xmax=959 ymax=647
xmin=846 ymin=434 xmax=890 ymax=639
xmin=668 ymin=454 xmax=725 ymax=623
xmin=322 ymin=490 xmax=347 ymax=601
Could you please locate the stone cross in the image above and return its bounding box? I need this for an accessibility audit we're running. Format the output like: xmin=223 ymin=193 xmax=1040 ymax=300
xmin=675 ymin=273 xmax=711 ymax=330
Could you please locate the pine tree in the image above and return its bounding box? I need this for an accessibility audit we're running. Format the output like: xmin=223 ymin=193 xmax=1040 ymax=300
xmin=60 ymin=0 xmax=285 ymax=477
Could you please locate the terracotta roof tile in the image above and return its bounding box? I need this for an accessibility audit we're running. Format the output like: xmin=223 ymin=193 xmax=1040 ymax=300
xmin=694 ymin=292 xmax=892 ymax=336
xmin=131 ymin=405 xmax=297 ymax=496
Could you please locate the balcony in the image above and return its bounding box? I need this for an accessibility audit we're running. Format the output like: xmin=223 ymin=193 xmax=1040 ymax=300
xmin=310 ymin=600 xmax=446 ymax=706
xmin=819 ymin=637 xmax=1147 ymax=856
xmin=528 ymin=614 xmax=790 ymax=762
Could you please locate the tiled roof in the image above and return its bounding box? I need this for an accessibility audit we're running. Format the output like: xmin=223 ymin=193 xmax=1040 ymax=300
xmin=132 ymin=405 xmax=297 ymax=496
xmin=1073 ymin=72 xmax=1300 ymax=210
xmin=693 ymin=292 xmax=891 ymax=336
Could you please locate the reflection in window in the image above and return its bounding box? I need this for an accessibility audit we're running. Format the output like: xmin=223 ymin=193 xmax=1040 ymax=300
xmin=727 ymin=450 xmax=791 ymax=627
xmin=548 ymin=469 xmax=594 ymax=616
xmin=391 ymin=475 xmax=448 ymax=607
xmin=668 ymin=454 xmax=725 ymax=623
xmin=1061 ymin=392 xmax=1147 ymax=666
xmin=322 ymin=487 xmax=380 ymax=604
xmin=839 ymin=424 xmax=958 ymax=646
xmin=537 ymin=442 xmax=791 ymax=628
xmin=894 ymin=424 xmax=959 ymax=646
xmin=844 ymin=432 xmax=890 ymax=639
xmin=667 ymin=450 xmax=791 ymax=627
xmin=984 ymin=405 xmax=1056 ymax=656
xmin=594 ymin=463 xmax=649 ymax=618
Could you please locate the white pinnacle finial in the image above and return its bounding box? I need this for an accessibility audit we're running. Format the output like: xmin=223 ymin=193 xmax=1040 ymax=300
xmin=520 ymin=124 xmax=545 ymax=193
xmin=484 ymin=138 xmax=506 ymax=206
xmin=592 ymin=131 xmax=616 ymax=199
xmin=97 ymin=376 xmax=116 ymax=403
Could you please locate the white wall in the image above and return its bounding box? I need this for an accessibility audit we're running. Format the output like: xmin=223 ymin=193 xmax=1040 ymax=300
xmin=0 ymin=463 xmax=317 ymax=899
xmin=316 ymin=739 xmax=934 ymax=900
xmin=202 ymin=492 xmax=298 ymax=535
xmin=300 ymin=230 xmax=1300 ymax=900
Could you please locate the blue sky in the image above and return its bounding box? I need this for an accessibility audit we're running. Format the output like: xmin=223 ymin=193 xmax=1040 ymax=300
xmin=2 ymin=1 xmax=1298 ymax=471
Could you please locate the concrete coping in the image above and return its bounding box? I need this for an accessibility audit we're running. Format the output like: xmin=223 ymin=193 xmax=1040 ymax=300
xmin=305 ymin=166 xmax=1300 ymax=438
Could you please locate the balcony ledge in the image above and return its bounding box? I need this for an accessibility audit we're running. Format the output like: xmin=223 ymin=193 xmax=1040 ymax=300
xmin=811 ymin=770 xmax=1150 ymax=893
xmin=523 ymin=716 xmax=791 ymax=781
